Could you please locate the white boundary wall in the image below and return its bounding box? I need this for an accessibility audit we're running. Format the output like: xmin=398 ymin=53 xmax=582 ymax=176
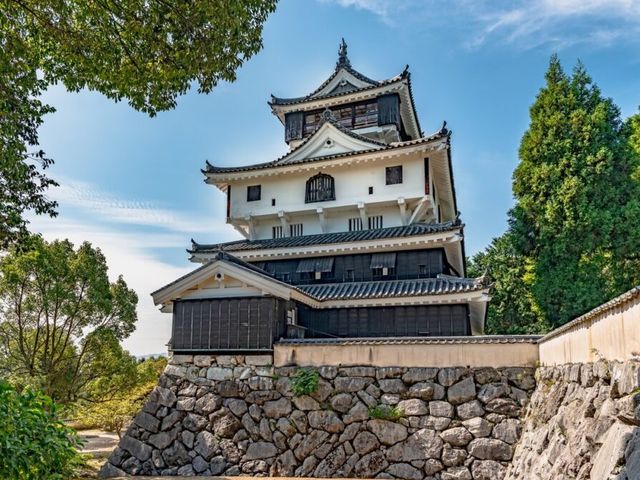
xmin=274 ymin=336 xmax=540 ymax=368
xmin=538 ymin=287 xmax=640 ymax=365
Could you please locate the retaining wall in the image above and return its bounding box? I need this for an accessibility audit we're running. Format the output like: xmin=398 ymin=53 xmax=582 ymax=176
xmin=100 ymin=355 xmax=536 ymax=479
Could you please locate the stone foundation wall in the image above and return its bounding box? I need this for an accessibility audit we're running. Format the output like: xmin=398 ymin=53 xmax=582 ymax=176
xmin=506 ymin=360 xmax=640 ymax=480
xmin=100 ymin=354 xmax=536 ymax=479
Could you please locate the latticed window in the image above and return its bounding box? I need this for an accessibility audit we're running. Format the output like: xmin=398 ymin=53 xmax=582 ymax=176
xmin=305 ymin=173 xmax=335 ymax=203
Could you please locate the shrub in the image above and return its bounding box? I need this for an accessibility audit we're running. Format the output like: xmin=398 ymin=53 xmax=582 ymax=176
xmin=368 ymin=404 xmax=404 ymax=421
xmin=0 ymin=380 xmax=84 ymax=479
xmin=290 ymin=368 xmax=320 ymax=396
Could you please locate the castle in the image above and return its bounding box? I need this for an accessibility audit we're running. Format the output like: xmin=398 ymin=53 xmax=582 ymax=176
xmin=151 ymin=40 xmax=490 ymax=353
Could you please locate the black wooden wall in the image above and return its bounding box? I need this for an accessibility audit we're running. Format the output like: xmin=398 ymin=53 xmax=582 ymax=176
xmin=297 ymin=304 xmax=469 ymax=337
xmin=172 ymin=298 xmax=287 ymax=352
xmin=253 ymin=248 xmax=448 ymax=285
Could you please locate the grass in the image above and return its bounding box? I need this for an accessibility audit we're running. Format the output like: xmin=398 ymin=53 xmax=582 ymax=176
xmin=368 ymin=404 xmax=404 ymax=421
xmin=290 ymin=368 xmax=320 ymax=396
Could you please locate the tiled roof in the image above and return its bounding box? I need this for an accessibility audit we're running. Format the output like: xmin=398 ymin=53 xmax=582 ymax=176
xmin=189 ymin=220 xmax=462 ymax=254
xmin=203 ymin=125 xmax=448 ymax=175
xmin=297 ymin=276 xmax=487 ymax=301
xmin=277 ymin=335 xmax=542 ymax=346
xmin=269 ymin=69 xmax=406 ymax=106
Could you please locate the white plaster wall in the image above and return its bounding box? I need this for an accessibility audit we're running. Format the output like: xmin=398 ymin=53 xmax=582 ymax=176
xmin=274 ymin=340 xmax=540 ymax=368
xmin=539 ymin=293 xmax=640 ymax=365
xmin=229 ymin=154 xmax=427 ymax=238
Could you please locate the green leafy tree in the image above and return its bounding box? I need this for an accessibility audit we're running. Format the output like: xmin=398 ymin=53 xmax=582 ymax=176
xmin=468 ymin=233 xmax=549 ymax=334
xmin=0 ymin=0 xmax=277 ymax=246
xmin=0 ymin=380 xmax=84 ymax=480
xmin=0 ymin=235 xmax=139 ymax=403
xmin=509 ymin=56 xmax=640 ymax=327
xmin=73 ymin=356 xmax=167 ymax=438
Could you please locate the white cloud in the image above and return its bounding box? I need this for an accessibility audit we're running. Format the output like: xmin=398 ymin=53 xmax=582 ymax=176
xmin=323 ymin=0 xmax=640 ymax=49
xmin=52 ymin=177 xmax=231 ymax=235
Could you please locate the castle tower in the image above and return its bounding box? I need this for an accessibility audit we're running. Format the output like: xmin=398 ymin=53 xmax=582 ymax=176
xmin=152 ymin=41 xmax=491 ymax=353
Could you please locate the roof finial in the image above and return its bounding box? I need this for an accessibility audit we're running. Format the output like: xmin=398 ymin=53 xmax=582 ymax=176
xmin=337 ymin=38 xmax=350 ymax=69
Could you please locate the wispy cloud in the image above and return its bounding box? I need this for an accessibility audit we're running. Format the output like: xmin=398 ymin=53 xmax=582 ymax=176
xmin=323 ymin=0 xmax=640 ymax=49
xmin=51 ymin=177 xmax=231 ymax=236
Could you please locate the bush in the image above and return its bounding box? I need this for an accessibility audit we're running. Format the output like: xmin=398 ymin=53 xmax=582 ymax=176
xmin=368 ymin=404 xmax=404 ymax=421
xmin=290 ymin=368 xmax=319 ymax=396
xmin=0 ymin=380 xmax=84 ymax=479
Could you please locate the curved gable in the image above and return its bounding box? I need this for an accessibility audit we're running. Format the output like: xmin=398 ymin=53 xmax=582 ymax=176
xmin=278 ymin=121 xmax=385 ymax=165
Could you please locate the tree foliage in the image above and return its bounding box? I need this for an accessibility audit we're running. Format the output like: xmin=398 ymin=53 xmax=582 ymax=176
xmin=467 ymin=233 xmax=550 ymax=334
xmin=0 ymin=0 xmax=277 ymax=246
xmin=0 ymin=380 xmax=84 ymax=480
xmin=479 ymin=56 xmax=640 ymax=332
xmin=72 ymin=356 xmax=167 ymax=438
xmin=0 ymin=235 xmax=139 ymax=403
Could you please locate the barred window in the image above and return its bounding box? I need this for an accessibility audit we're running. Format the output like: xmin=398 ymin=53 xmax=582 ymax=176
xmin=386 ymin=165 xmax=403 ymax=185
xmin=247 ymin=185 xmax=261 ymax=202
xmin=289 ymin=223 xmax=303 ymax=237
xmin=305 ymin=173 xmax=335 ymax=203
xmin=272 ymin=225 xmax=284 ymax=239
xmin=368 ymin=215 xmax=383 ymax=229
xmin=348 ymin=217 xmax=363 ymax=231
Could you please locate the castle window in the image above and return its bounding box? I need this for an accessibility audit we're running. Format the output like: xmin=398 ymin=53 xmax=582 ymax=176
xmin=371 ymin=252 xmax=396 ymax=277
xmin=368 ymin=215 xmax=383 ymax=229
xmin=386 ymin=165 xmax=403 ymax=185
xmin=272 ymin=226 xmax=284 ymax=239
xmin=289 ymin=223 xmax=303 ymax=237
xmin=345 ymin=269 xmax=354 ymax=281
xmin=247 ymin=185 xmax=261 ymax=202
xmin=348 ymin=217 xmax=363 ymax=231
xmin=305 ymin=173 xmax=335 ymax=203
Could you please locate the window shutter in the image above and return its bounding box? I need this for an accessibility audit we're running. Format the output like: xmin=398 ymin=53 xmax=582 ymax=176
xmin=285 ymin=112 xmax=304 ymax=142
xmin=377 ymin=94 xmax=400 ymax=127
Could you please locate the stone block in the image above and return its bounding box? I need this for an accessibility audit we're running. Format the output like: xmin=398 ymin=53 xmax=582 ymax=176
xmin=448 ymin=377 xmax=476 ymax=405
xmin=397 ymin=399 xmax=429 ymax=416
xmin=206 ymin=366 xmax=233 ymax=381
xmin=429 ymin=400 xmax=454 ymax=418
xmin=120 ymin=436 xmax=152 ymax=462
xmin=244 ymin=441 xmax=278 ymax=460
xmin=368 ymin=419 xmax=408 ymax=445
xmin=245 ymin=354 xmax=273 ymax=366
xmin=193 ymin=355 xmax=213 ymax=367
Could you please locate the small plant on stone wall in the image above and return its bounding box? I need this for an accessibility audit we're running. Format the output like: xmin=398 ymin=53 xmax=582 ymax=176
xmin=368 ymin=404 xmax=404 ymax=421
xmin=290 ymin=368 xmax=320 ymax=396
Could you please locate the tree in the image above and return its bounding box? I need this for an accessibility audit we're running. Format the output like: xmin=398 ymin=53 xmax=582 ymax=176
xmin=467 ymin=233 xmax=549 ymax=334
xmin=0 ymin=380 xmax=84 ymax=480
xmin=0 ymin=235 xmax=139 ymax=403
xmin=73 ymin=356 xmax=167 ymax=438
xmin=509 ymin=56 xmax=640 ymax=327
xmin=0 ymin=0 xmax=277 ymax=246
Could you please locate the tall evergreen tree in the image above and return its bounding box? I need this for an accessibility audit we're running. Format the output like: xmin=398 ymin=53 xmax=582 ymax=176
xmin=509 ymin=56 xmax=640 ymax=327
xmin=467 ymin=233 xmax=549 ymax=334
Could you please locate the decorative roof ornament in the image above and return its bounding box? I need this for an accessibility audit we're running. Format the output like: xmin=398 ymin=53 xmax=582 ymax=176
xmin=336 ymin=38 xmax=351 ymax=69
xmin=322 ymin=108 xmax=335 ymax=122
xmin=438 ymin=120 xmax=449 ymax=136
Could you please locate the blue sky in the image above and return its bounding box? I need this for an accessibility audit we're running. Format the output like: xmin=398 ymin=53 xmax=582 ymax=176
xmin=31 ymin=0 xmax=640 ymax=355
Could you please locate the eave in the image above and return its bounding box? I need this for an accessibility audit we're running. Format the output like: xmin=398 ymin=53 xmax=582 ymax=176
xmin=269 ymin=72 xmax=421 ymax=140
